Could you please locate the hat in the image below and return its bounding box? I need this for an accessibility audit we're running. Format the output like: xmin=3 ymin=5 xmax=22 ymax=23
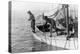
xmin=27 ymin=10 xmax=31 ymax=13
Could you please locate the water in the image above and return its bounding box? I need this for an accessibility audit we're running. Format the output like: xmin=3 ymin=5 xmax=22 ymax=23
xmin=11 ymin=17 xmax=68 ymax=53
xmin=11 ymin=11 xmax=49 ymax=52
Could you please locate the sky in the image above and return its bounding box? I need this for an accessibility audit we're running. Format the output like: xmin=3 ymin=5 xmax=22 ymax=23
xmin=12 ymin=1 xmax=78 ymax=20
xmin=12 ymin=1 xmax=59 ymax=11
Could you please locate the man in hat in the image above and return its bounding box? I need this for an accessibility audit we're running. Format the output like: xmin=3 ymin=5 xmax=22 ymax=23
xmin=27 ymin=11 xmax=35 ymax=33
xmin=43 ymin=16 xmax=58 ymax=37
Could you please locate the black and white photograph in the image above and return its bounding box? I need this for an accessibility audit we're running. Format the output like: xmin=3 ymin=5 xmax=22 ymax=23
xmin=8 ymin=1 xmax=78 ymax=53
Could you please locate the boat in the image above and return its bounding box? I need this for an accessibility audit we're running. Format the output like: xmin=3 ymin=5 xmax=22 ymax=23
xmin=32 ymin=4 xmax=78 ymax=50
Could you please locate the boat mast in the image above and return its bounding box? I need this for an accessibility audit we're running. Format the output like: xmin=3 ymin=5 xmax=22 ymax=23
xmin=62 ymin=4 xmax=69 ymax=39
xmin=64 ymin=4 xmax=70 ymax=39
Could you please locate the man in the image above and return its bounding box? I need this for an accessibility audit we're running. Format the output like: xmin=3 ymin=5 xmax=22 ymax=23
xmin=27 ymin=11 xmax=35 ymax=33
xmin=43 ymin=16 xmax=58 ymax=37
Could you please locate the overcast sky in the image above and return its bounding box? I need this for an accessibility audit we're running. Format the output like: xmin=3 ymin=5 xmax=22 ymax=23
xmin=12 ymin=1 xmax=59 ymax=11
xmin=12 ymin=1 xmax=78 ymax=19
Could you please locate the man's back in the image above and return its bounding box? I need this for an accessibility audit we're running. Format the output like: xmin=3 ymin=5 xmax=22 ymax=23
xmin=28 ymin=11 xmax=35 ymax=21
xmin=44 ymin=16 xmax=56 ymax=27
